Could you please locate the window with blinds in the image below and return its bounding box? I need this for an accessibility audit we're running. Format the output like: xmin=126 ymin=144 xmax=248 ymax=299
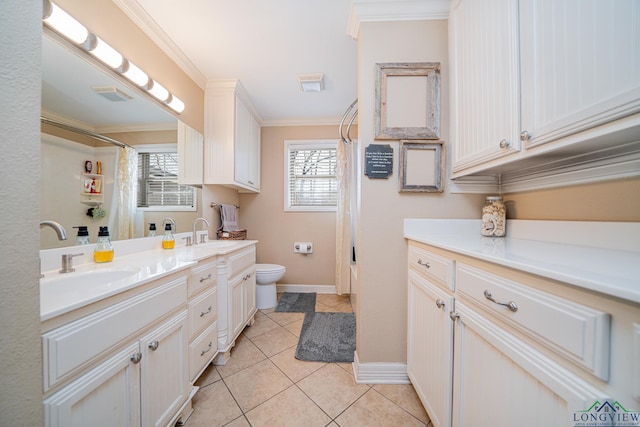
xmin=137 ymin=150 xmax=196 ymax=211
xmin=285 ymin=140 xmax=338 ymax=211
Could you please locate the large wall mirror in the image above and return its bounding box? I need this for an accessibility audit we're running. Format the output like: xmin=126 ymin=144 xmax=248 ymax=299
xmin=41 ymin=31 xmax=201 ymax=249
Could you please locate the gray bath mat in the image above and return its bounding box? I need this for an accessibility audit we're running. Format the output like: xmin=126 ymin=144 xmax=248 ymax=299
xmin=295 ymin=312 xmax=356 ymax=363
xmin=275 ymin=292 xmax=316 ymax=313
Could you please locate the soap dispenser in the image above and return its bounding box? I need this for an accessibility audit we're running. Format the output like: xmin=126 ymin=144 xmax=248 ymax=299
xmin=74 ymin=226 xmax=90 ymax=245
xmin=162 ymin=223 xmax=175 ymax=249
xmin=148 ymin=223 xmax=157 ymax=237
xmin=94 ymin=226 xmax=114 ymax=263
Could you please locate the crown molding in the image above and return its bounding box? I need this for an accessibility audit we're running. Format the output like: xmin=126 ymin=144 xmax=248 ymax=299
xmin=348 ymin=0 xmax=451 ymax=39
xmin=113 ymin=0 xmax=207 ymax=90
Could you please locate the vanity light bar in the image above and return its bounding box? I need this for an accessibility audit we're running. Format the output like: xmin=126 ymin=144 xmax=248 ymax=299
xmin=42 ymin=0 xmax=185 ymax=114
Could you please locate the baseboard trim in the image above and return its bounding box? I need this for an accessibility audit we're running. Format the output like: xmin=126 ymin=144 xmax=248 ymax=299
xmin=352 ymin=351 xmax=410 ymax=384
xmin=275 ymin=284 xmax=337 ymax=294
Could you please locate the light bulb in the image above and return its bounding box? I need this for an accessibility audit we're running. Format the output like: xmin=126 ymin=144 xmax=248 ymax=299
xmin=148 ymin=80 xmax=169 ymax=102
xmin=122 ymin=61 xmax=149 ymax=87
xmin=167 ymin=95 xmax=185 ymax=113
xmin=44 ymin=2 xmax=89 ymax=44
xmin=89 ymin=37 xmax=123 ymax=69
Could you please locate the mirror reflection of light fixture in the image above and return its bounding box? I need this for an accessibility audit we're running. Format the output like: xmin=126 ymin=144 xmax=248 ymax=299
xmin=42 ymin=0 xmax=186 ymax=114
xmin=298 ymin=73 xmax=324 ymax=93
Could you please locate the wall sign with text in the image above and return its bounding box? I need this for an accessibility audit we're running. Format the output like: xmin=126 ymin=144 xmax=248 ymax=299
xmin=365 ymin=144 xmax=393 ymax=179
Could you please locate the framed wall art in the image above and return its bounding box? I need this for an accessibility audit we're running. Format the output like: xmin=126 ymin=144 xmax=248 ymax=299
xmin=398 ymin=140 xmax=444 ymax=192
xmin=375 ymin=62 xmax=441 ymax=140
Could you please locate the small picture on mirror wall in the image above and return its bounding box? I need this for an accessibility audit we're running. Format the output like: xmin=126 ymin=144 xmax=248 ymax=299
xmin=84 ymin=160 xmax=92 ymax=173
xmin=375 ymin=62 xmax=441 ymax=140
xmin=399 ymin=141 xmax=444 ymax=192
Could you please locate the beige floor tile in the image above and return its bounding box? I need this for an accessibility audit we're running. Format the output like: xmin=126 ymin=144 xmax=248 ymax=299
xmin=297 ymin=363 xmax=369 ymax=418
xmin=270 ymin=347 xmax=326 ymax=383
xmin=224 ymin=415 xmax=251 ymax=427
xmin=185 ymin=380 xmax=243 ymax=427
xmin=283 ymin=318 xmax=304 ymax=337
xmin=249 ymin=326 xmax=299 ymax=357
xmin=194 ymin=362 xmax=220 ymax=388
xmin=330 ymin=302 xmax=353 ymax=313
xmin=335 ymin=362 xmax=354 ymax=375
xmin=266 ymin=311 xmax=305 ymax=326
xmin=335 ymin=388 xmax=426 ymax=427
xmin=245 ymin=385 xmax=331 ymax=427
xmin=373 ymin=384 xmax=431 ymax=424
xmin=315 ymin=302 xmax=334 ymax=312
xmin=224 ymin=359 xmax=293 ymax=412
xmin=242 ymin=311 xmax=280 ymax=338
xmin=215 ymin=334 xmax=266 ymax=378
xmin=316 ymin=293 xmax=350 ymax=308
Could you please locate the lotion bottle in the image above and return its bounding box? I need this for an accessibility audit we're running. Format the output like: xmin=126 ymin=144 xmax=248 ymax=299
xmin=74 ymin=226 xmax=90 ymax=245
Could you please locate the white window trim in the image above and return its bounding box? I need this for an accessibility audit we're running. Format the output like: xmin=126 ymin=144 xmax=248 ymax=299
xmin=136 ymin=143 xmax=197 ymax=212
xmin=284 ymin=139 xmax=338 ymax=212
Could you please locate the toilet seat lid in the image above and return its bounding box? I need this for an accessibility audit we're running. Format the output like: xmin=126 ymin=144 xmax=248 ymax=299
xmin=255 ymin=263 xmax=286 ymax=273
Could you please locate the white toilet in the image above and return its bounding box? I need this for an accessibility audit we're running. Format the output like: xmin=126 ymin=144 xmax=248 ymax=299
xmin=255 ymin=264 xmax=286 ymax=309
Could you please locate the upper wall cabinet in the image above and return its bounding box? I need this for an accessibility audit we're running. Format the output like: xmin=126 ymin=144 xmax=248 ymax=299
xmin=204 ymin=80 xmax=261 ymax=193
xmin=177 ymin=121 xmax=204 ymax=186
xmin=450 ymin=0 xmax=640 ymax=187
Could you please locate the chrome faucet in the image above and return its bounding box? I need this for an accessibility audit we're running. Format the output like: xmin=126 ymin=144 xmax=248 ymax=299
xmin=162 ymin=217 xmax=176 ymax=233
xmin=40 ymin=220 xmax=68 ymax=240
xmin=192 ymin=217 xmax=210 ymax=245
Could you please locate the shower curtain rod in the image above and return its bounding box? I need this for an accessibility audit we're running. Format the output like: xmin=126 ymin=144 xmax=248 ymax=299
xmin=41 ymin=116 xmax=134 ymax=149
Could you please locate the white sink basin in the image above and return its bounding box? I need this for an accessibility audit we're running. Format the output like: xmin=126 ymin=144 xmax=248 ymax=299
xmin=41 ymin=266 xmax=141 ymax=294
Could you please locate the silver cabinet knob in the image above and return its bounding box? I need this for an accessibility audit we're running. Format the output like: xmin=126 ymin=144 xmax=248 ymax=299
xmin=520 ymin=130 xmax=531 ymax=141
xmin=130 ymin=352 xmax=142 ymax=364
xmin=148 ymin=340 xmax=159 ymax=351
xmin=449 ymin=311 xmax=460 ymax=321
xmin=436 ymin=299 xmax=445 ymax=309
xmin=499 ymin=139 xmax=511 ymax=149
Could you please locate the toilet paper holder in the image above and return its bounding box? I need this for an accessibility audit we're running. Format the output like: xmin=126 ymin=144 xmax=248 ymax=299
xmin=294 ymin=242 xmax=313 ymax=254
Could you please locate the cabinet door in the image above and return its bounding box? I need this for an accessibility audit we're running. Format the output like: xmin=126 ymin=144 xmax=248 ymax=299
xmin=407 ymin=271 xmax=454 ymax=427
xmin=140 ymin=311 xmax=189 ymax=427
xmin=177 ymin=121 xmax=204 ymax=185
xmin=244 ymin=269 xmax=257 ymax=320
xmin=230 ymin=273 xmax=245 ymax=339
xmin=44 ymin=343 xmax=141 ymax=427
xmin=520 ymin=0 xmax=640 ymax=149
xmin=450 ymin=0 xmax=520 ymax=175
xmin=234 ymin=96 xmax=252 ymax=187
xmin=452 ymin=302 xmax=607 ymax=427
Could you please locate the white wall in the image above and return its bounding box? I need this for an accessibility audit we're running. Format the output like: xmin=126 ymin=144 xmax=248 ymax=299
xmin=0 ymin=2 xmax=44 ymax=425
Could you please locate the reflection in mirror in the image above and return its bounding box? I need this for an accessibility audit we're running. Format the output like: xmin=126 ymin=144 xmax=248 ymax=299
xmin=41 ymin=32 xmax=201 ymax=249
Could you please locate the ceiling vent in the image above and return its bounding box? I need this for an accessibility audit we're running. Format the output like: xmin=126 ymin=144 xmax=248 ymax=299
xmin=297 ymin=73 xmax=324 ymax=93
xmin=92 ymin=86 xmax=133 ymax=102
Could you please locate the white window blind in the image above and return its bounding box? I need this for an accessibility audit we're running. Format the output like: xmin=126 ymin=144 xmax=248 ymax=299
xmin=137 ymin=150 xmax=196 ymax=210
xmin=285 ymin=140 xmax=337 ymax=211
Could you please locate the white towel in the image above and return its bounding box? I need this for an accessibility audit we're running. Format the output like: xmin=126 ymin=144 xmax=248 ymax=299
xmin=220 ymin=204 xmax=238 ymax=231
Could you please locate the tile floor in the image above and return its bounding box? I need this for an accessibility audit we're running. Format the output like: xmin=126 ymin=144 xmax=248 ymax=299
xmin=183 ymin=293 xmax=431 ymax=427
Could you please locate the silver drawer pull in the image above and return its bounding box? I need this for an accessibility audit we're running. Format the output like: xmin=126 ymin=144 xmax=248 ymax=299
xmin=148 ymin=340 xmax=159 ymax=351
xmin=483 ymin=289 xmax=518 ymax=312
xmin=417 ymin=259 xmax=430 ymax=268
xmin=435 ymin=299 xmax=445 ymax=309
xmin=200 ymin=306 xmax=212 ymax=317
xmin=200 ymin=273 xmax=212 ymax=283
xmin=200 ymin=341 xmax=212 ymax=356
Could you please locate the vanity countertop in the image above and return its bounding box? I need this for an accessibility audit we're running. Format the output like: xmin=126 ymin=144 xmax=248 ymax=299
xmin=404 ymin=219 xmax=640 ymax=304
xmin=40 ymin=237 xmax=257 ymax=322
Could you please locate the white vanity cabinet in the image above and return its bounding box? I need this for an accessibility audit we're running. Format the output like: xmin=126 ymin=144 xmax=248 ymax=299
xmin=42 ymin=273 xmax=191 ymax=427
xmin=186 ymin=257 xmax=219 ymax=382
xmin=204 ymin=80 xmax=260 ymax=193
xmin=177 ymin=120 xmax=204 ymax=186
xmin=215 ymin=244 xmax=257 ymax=364
xmin=405 ymin=241 xmax=634 ymax=427
xmin=450 ymin=0 xmax=640 ymax=181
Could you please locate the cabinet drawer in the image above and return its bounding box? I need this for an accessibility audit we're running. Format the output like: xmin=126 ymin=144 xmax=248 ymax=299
xmin=456 ymin=263 xmax=610 ymax=380
xmin=188 ymin=259 xmax=217 ymax=297
xmin=188 ymin=286 xmax=218 ymax=339
xmin=408 ymin=244 xmax=454 ymax=291
xmin=228 ymin=246 xmax=255 ymax=279
xmin=42 ymin=276 xmax=187 ymax=391
xmin=189 ymin=322 xmax=218 ymax=382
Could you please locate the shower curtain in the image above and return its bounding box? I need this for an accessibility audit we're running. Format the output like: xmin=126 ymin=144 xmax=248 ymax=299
xmin=335 ymin=140 xmax=351 ymax=295
xmin=117 ymin=146 xmax=138 ymax=240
